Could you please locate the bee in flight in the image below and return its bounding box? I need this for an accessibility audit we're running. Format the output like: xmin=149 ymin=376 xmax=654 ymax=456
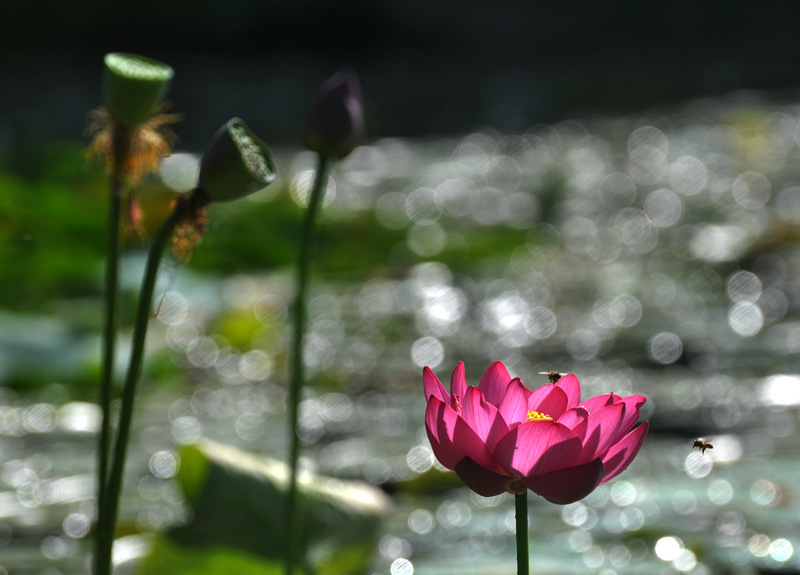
xmin=540 ymin=371 xmax=568 ymax=384
xmin=692 ymin=438 xmax=713 ymax=455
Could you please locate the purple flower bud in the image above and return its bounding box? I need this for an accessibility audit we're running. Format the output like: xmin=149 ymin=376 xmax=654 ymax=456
xmin=304 ymin=69 xmax=364 ymax=160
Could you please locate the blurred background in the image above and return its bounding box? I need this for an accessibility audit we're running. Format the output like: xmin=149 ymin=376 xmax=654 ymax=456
xmin=6 ymin=0 xmax=800 ymax=146
xmin=3 ymin=1 xmax=800 ymax=574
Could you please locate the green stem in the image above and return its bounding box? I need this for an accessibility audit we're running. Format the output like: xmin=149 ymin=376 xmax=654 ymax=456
xmin=286 ymin=154 xmax=330 ymax=575
xmin=93 ymin=126 xmax=129 ymax=575
xmin=516 ymin=491 xmax=529 ymax=575
xmin=94 ymin=197 xmax=188 ymax=575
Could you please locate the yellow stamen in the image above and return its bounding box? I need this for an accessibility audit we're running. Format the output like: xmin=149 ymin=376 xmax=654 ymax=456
xmin=526 ymin=411 xmax=553 ymax=422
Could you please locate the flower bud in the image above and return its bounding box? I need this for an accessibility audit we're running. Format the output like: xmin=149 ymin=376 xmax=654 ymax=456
xmin=304 ymin=69 xmax=364 ymax=159
xmin=103 ymin=53 xmax=174 ymax=127
xmin=198 ymin=118 xmax=277 ymax=202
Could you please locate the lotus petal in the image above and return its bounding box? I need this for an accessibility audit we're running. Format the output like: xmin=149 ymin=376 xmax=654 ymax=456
xmin=425 ymin=396 xmax=498 ymax=472
xmin=525 ymin=458 xmax=605 ymax=504
xmin=455 ymin=457 xmax=514 ymax=497
xmin=600 ymin=421 xmax=649 ymax=485
xmin=528 ymin=384 xmax=569 ymax=419
xmin=494 ymin=420 xmax=581 ymax=476
xmin=423 ymin=366 xmax=450 ymax=404
xmin=461 ymin=386 xmax=510 ymax=451
xmin=497 ymin=378 xmax=531 ymax=426
xmin=478 ymin=361 xmax=512 ymax=406
xmin=555 ymin=374 xmax=582 ymax=409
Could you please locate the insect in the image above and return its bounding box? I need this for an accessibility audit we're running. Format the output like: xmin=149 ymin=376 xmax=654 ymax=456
xmin=540 ymin=371 xmax=567 ymax=384
xmin=692 ymin=438 xmax=713 ymax=455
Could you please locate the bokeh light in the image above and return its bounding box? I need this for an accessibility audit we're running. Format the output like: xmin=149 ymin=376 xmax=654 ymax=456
xmin=9 ymin=90 xmax=800 ymax=575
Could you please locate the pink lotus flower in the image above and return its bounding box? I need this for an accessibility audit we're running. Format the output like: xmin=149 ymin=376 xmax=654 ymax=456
xmin=424 ymin=362 xmax=649 ymax=504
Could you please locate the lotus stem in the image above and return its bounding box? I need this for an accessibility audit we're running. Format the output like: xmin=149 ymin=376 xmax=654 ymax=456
xmin=516 ymin=491 xmax=529 ymax=575
xmin=93 ymin=124 xmax=130 ymax=575
xmin=94 ymin=199 xmax=186 ymax=575
xmin=286 ymin=153 xmax=329 ymax=575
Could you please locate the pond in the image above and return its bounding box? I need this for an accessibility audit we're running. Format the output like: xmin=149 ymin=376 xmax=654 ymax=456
xmin=2 ymin=91 xmax=800 ymax=574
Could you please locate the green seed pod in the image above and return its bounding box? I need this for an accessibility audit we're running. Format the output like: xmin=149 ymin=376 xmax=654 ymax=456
xmin=103 ymin=53 xmax=174 ymax=127
xmin=198 ymin=118 xmax=277 ymax=202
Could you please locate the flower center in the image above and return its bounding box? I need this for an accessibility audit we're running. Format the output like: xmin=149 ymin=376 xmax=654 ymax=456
xmin=526 ymin=411 xmax=553 ymax=422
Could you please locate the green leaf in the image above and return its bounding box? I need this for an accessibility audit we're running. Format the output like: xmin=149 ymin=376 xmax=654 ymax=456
xmin=137 ymin=440 xmax=392 ymax=575
xmin=139 ymin=536 xmax=283 ymax=575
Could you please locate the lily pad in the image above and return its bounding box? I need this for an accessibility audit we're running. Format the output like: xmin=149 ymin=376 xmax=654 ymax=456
xmin=136 ymin=440 xmax=392 ymax=575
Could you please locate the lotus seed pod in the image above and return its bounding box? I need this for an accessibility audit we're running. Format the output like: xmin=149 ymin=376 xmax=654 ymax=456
xmin=103 ymin=53 xmax=174 ymax=127
xmin=198 ymin=118 xmax=277 ymax=202
xmin=304 ymin=69 xmax=364 ymax=159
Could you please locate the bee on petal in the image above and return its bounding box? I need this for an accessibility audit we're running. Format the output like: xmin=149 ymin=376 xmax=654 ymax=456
xmin=692 ymin=438 xmax=713 ymax=455
xmin=540 ymin=371 xmax=568 ymax=384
